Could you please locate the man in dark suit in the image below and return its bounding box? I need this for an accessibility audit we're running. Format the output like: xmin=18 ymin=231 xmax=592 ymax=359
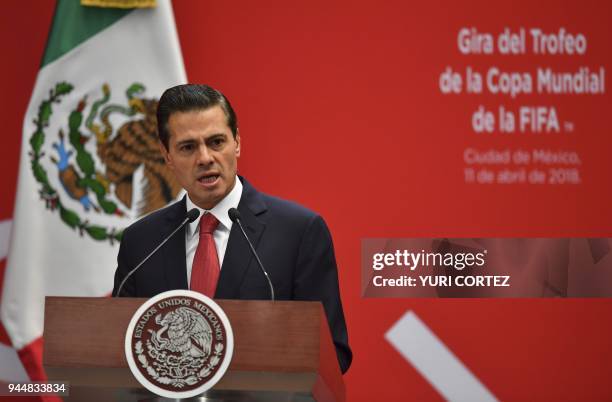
xmin=112 ymin=84 xmax=351 ymax=373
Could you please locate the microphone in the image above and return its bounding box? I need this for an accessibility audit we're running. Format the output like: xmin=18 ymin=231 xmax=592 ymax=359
xmin=228 ymin=208 xmax=275 ymax=301
xmin=114 ymin=208 xmax=200 ymax=297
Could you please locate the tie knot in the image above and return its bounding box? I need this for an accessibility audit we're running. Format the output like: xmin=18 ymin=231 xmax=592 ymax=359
xmin=199 ymin=213 xmax=219 ymax=235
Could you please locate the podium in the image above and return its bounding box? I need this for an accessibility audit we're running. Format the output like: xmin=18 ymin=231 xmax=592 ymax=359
xmin=43 ymin=297 xmax=345 ymax=402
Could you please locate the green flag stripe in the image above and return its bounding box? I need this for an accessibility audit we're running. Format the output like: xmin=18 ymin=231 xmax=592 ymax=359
xmin=42 ymin=0 xmax=131 ymax=67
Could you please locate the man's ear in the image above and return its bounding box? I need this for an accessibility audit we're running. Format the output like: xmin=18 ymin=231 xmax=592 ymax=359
xmin=159 ymin=141 xmax=173 ymax=168
xmin=235 ymin=129 xmax=241 ymax=158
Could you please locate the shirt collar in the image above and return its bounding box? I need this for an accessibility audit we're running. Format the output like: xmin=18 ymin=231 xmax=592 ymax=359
xmin=185 ymin=176 xmax=243 ymax=237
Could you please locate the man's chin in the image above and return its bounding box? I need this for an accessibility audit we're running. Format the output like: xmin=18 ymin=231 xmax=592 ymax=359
xmin=189 ymin=191 xmax=223 ymax=210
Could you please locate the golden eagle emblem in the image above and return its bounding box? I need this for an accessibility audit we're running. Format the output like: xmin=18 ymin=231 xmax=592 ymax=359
xmin=87 ymin=83 xmax=181 ymax=216
xmin=29 ymin=82 xmax=181 ymax=243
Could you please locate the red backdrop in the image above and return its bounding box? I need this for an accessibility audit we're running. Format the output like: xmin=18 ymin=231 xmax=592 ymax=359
xmin=1 ymin=1 xmax=611 ymax=401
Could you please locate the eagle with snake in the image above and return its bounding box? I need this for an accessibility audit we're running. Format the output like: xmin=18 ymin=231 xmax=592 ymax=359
xmin=150 ymin=307 xmax=213 ymax=360
xmin=87 ymin=83 xmax=182 ymax=216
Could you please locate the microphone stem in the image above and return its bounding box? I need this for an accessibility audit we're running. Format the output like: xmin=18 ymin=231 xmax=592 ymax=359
xmin=115 ymin=215 xmax=191 ymax=297
xmin=235 ymin=219 xmax=275 ymax=301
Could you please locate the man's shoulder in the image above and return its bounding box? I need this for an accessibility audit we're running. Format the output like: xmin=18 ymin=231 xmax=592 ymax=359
xmin=262 ymin=192 xmax=316 ymax=216
xmin=242 ymin=177 xmax=322 ymax=225
xmin=123 ymin=198 xmax=184 ymax=236
xmin=257 ymin=192 xmax=327 ymax=232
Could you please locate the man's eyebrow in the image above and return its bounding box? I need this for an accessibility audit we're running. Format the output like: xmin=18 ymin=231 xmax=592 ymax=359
xmin=205 ymin=133 xmax=227 ymax=142
xmin=175 ymin=138 xmax=197 ymax=146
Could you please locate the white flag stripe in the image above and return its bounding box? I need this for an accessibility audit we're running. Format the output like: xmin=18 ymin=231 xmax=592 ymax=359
xmin=0 ymin=220 xmax=11 ymax=260
xmin=0 ymin=343 xmax=28 ymax=382
xmin=385 ymin=311 xmax=499 ymax=402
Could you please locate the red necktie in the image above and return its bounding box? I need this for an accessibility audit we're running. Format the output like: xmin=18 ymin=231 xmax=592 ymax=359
xmin=190 ymin=213 xmax=220 ymax=297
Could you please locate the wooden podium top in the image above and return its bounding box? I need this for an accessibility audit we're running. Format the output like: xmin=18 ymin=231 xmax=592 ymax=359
xmin=44 ymin=297 xmax=345 ymax=402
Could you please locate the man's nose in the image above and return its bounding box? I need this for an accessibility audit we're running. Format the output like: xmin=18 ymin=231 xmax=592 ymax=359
xmin=196 ymin=145 xmax=214 ymax=165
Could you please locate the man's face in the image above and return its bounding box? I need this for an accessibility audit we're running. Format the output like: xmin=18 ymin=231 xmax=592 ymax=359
xmin=161 ymin=106 xmax=240 ymax=210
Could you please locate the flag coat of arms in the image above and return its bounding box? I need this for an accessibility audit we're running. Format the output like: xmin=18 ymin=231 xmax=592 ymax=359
xmin=0 ymin=0 xmax=186 ymax=384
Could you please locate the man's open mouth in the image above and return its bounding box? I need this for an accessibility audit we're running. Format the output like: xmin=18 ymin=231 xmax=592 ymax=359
xmin=198 ymin=174 xmax=220 ymax=184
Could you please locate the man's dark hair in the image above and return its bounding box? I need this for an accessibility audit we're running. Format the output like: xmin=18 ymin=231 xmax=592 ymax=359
xmin=157 ymin=84 xmax=238 ymax=149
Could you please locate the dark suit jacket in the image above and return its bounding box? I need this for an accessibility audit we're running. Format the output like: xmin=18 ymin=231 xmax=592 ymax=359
xmin=112 ymin=177 xmax=352 ymax=373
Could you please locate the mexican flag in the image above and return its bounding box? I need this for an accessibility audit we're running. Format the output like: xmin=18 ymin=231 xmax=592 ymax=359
xmin=0 ymin=0 xmax=186 ymax=387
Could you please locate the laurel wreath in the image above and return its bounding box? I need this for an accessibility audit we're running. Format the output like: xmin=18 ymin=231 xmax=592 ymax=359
xmin=30 ymin=82 xmax=126 ymax=244
xmin=135 ymin=340 xmax=224 ymax=388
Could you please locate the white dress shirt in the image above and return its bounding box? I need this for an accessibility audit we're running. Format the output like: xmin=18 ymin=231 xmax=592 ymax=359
xmin=184 ymin=177 xmax=243 ymax=287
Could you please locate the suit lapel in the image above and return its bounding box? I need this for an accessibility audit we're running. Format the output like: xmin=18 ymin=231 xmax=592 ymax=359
xmin=162 ymin=197 xmax=189 ymax=291
xmin=216 ymin=178 xmax=267 ymax=298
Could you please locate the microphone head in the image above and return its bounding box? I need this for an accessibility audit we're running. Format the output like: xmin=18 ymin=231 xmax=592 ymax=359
xmin=186 ymin=208 xmax=201 ymax=223
xmin=228 ymin=208 xmax=241 ymax=223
